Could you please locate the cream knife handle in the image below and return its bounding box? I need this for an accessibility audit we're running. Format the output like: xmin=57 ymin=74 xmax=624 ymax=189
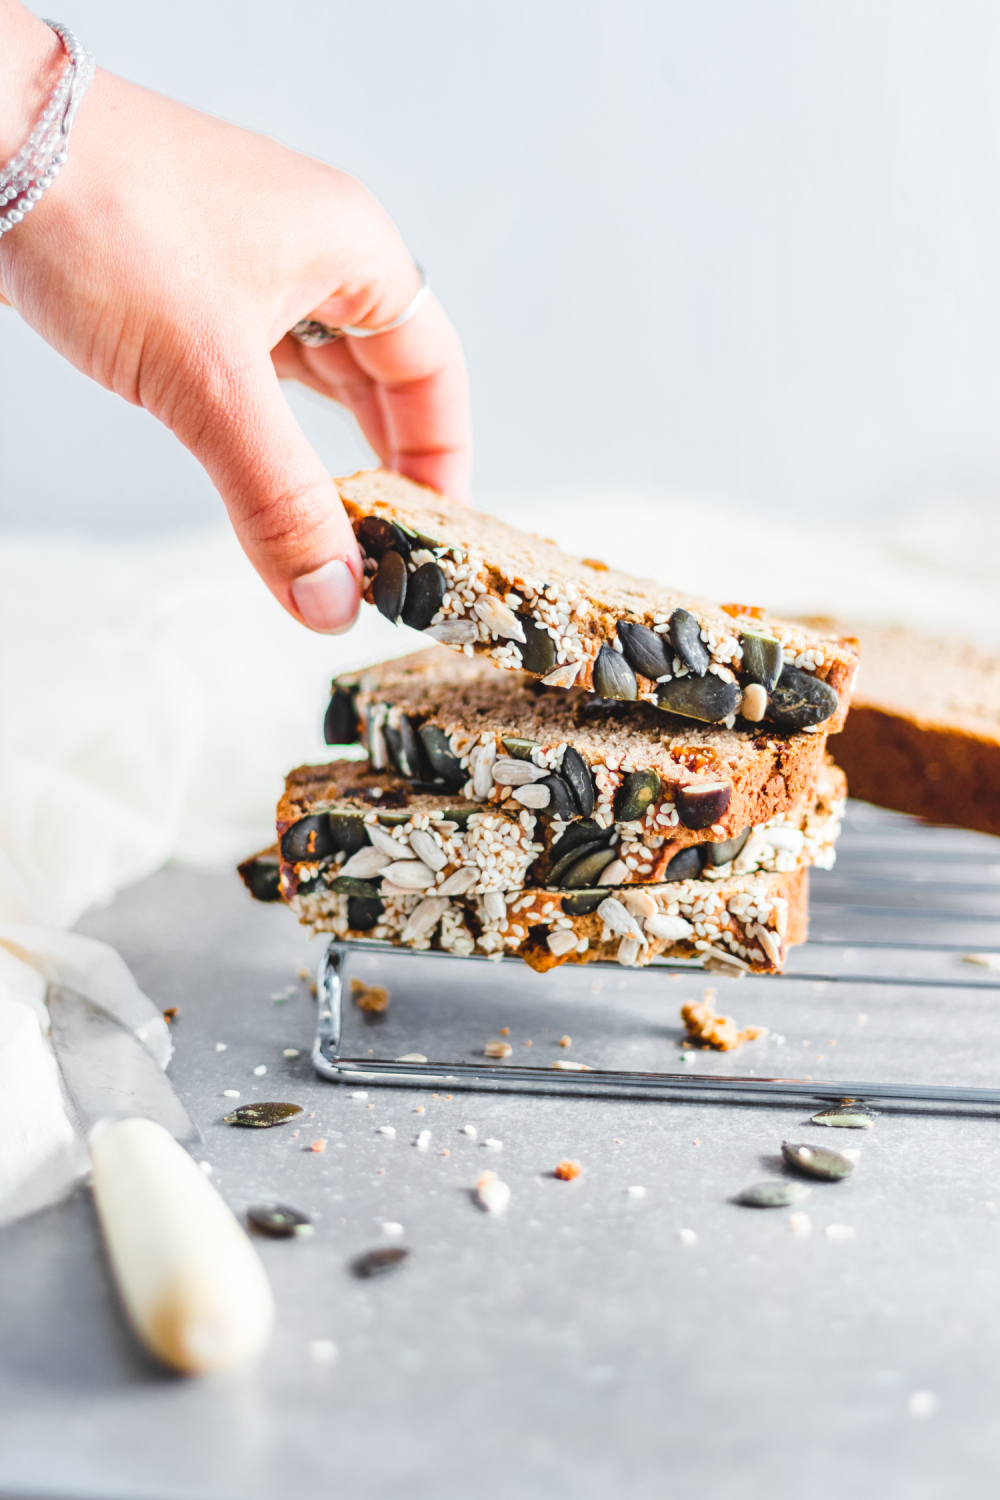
xmin=90 ymin=1117 xmax=274 ymax=1376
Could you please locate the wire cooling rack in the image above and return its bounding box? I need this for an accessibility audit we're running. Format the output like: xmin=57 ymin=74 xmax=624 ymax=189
xmin=311 ymin=801 xmax=1000 ymax=1116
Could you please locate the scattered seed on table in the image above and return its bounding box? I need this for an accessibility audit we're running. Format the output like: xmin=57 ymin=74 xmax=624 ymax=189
xmin=627 ymin=1186 xmax=646 ymax=1199
xmin=381 ymin=1221 xmax=404 ymax=1238
xmin=908 ymin=1391 xmax=938 ymax=1418
xmin=283 ymin=1049 xmax=301 ymax=1059
xmin=377 ymin=1125 xmax=396 ymax=1138
xmin=476 ymin=1172 xmax=511 ymax=1213
xmin=349 ymin=1091 xmax=368 ymax=1101
xmin=415 ymin=1130 xmax=432 ymax=1150
xmin=396 ymin=1053 xmax=427 ymax=1063
xmin=782 ymin=1142 xmax=855 ymax=1181
xmin=308 ymin=1340 xmax=338 ymax=1365
xmin=811 ymin=1105 xmax=876 ymax=1129
xmin=460 ymin=1125 xmax=477 ymax=1139
xmin=554 ymin=1159 xmax=581 ymax=1181
xmin=842 ymin=1148 xmax=861 ymax=1162
xmin=352 ymin=1247 xmax=410 ymax=1279
xmin=735 ymin=1180 xmax=810 ymax=1208
xmin=253 ymin=1065 xmax=267 ymax=1076
xmin=825 ymin=1223 xmax=856 ymax=1241
xmin=677 ymin=1228 xmax=697 ymax=1246
xmin=483 ymin=1138 xmax=503 ymax=1151
xmin=247 ymin=1204 xmax=313 ymax=1238
xmin=199 ymin=1161 xmax=213 ymax=1175
xmin=224 ymin=1102 xmax=303 ymax=1128
xmin=222 ymin=1090 xmax=241 ymax=1100
xmin=485 ymin=1039 xmax=513 ymax=1059
xmin=215 ymin=1042 xmax=227 ymax=1052
xmin=552 ymin=1060 xmax=591 ymax=1071
xmin=788 ymin=1212 xmax=811 ymax=1236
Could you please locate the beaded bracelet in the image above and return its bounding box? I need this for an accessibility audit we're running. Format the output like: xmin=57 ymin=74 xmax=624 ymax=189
xmin=0 ymin=21 xmax=95 ymax=239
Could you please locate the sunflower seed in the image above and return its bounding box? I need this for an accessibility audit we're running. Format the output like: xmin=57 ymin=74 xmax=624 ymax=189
xmin=560 ymin=888 xmax=606 ymax=916
xmin=368 ymin=705 xmax=389 ymax=769
xmin=483 ymin=891 xmax=507 ymax=920
xmin=615 ymin=768 xmax=661 ymax=823
xmin=767 ymin=667 xmax=839 ymax=729
xmin=781 ymin=1141 xmax=856 ymax=1180
xmin=618 ymin=936 xmax=643 ymax=965
xmin=418 ymin=724 xmax=466 ymax=789
xmin=740 ymin=683 xmax=768 ymax=721
xmin=401 ymin=561 xmax=447 ymax=630
xmin=408 ymin=829 xmax=448 ymax=871
xmin=352 ymin=1246 xmax=411 ymax=1279
xmin=811 ymin=1106 xmax=877 ymax=1129
xmin=280 ymin=814 xmax=334 ymax=862
xmin=437 ymin=867 xmax=478 ymax=895
xmin=597 ymin=897 xmax=647 ymax=943
xmin=224 ymin=1102 xmax=303 ymax=1128
xmin=668 ymin=608 xmax=710 ymax=675
xmin=663 ymin=845 xmax=707 ymax=881
xmin=492 ymin=756 xmax=548 ymax=786
xmin=474 ymin=596 xmax=526 ymax=642
xmin=542 ymin=662 xmax=582 ymax=688
xmin=676 ymin=780 xmax=732 ymax=830
xmin=617 ymin=620 xmax=671 ymax=680
xmin=735 ymin=1181 xmax=810 ymax=1208
xmin=644 ymin=912 xmax=694 ymax=941
xmin=347 ymin=895 xmax=385 ymax=930
xmin=357 ymin=516 xmax=413 ymax=560
xmin=324 ymin=686 xmax=359 ymax=745
xmin=600 ymin=859 xmax=629 ymax=885
xmin=514 ymin=612 xmax=557 ymax=673
xmin=561 ymin=746 xmax=595 ymax=816
xmin=547 ymin=929 xmax=579 ymax=957
xmin=338 ymin=846 xmax=393 ymax=879
xmin=539 ymin=773 xmax=576 ymax=820
xmin=657 ymin=674 xmax=741 ymax=723
xmin=623 ymin=889 xmax=658 ymax=920
xmin=247 ymin=1204 xmax=313 ymax=1237
xmin=372 ymin=550 xmax=408 ymax=622
xmin=382 ymin=860 xmax=437 ymax=890
xmin=563 ymin=846 xmax=619 ymax=888
xmin=501 ymin=736 xmax=540 ymax=760
xmin=706 ymin=826 xmax=751 ymax=866
xmin=424 ymin=620 xmax=479 ymax=645
xmin=513 ymin=783 xmax=551 ymax=809
xmin=769 ymin=826 xmax=805 ymax=855
xmin=739 ymin=629 xmax=783 ymax=690
xmin=400 ymin=895 xmax=450 ymax=941
xmin=592 ymin=642 xmax=638 ymax=700
xmin=485 ymin=1039 xmax=513 ymax=1058
xmin=368 ymin=824 xmax=408 ymax=857
xmin=476 ymin=1174 xmax=511 ymax=1213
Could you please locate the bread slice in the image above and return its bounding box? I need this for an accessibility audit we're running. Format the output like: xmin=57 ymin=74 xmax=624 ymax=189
xmin=335 ymin=469 xmax=857 ymax=733
xmin=275 ymin=756 xmax=843 ymax=905
xmin=826 ymin=623 xmax=1000 ymax=835
xmin=332 ymin=645 xmax=840 ymax=851
xmin=290 ymin=861 xmax=808 ymax=976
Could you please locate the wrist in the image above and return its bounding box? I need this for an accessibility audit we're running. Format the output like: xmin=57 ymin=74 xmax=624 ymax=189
xmin=0 ymin=3 xmax=65 ymax=161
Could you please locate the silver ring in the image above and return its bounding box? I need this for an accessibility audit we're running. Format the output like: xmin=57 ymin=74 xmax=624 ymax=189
xmin=291 ymin=263 xmax=428 ymax=348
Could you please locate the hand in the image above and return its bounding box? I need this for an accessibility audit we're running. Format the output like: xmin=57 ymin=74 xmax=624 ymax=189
xmin=0 ymin=8 xmax=471 ymax=632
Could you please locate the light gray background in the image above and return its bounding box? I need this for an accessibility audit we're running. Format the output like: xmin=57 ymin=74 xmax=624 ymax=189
xmin=3 ymin=0 xmax=1000 ymax=533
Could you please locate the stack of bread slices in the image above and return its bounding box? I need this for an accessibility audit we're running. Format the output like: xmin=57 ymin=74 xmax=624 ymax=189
xmin=242 ymin=472 xmax=859 ymax=977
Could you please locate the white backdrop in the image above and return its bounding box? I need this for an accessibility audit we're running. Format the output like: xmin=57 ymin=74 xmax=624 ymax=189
xmin=3 ymin=0 xmax=1000 ymax=534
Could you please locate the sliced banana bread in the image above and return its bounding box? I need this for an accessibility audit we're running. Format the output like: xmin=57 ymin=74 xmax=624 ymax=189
xmin=335 ymin=469 xmax=858 ymax=732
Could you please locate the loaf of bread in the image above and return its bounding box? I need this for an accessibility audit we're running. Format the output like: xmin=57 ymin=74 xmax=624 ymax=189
xmin=328 ymin=645 xmax=841 ymax=851
xmin=827 ymin=623 xmax=1000 ymax=835
xmin=335 ymin=469 xmax=858 ymax=732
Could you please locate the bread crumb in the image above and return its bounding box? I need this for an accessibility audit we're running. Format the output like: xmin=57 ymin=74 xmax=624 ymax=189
xmin=499 ymin=1027 xmax=510 ymax=1035
xmin=309 ymin=1139 xmax=326 ymax=1153
xmin=476 ymin=1171 xmax=511 ymax=1213
xmin=162 ymin=1007 xmax=179 ymax=1024
xmin=559 ymin=1035 xmax=572 ymax=1048
xmin=351 ymin=978 xmax=390 ymax=1013
xmin=554 ymin=1159 xmax=582 ymax=1180
xmin=680 ymin=992 xmax=767 ymax=1052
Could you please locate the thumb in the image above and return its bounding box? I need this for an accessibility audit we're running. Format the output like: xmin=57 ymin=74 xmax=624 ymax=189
xmin=173 ymin=353 xmax=363 ymax=632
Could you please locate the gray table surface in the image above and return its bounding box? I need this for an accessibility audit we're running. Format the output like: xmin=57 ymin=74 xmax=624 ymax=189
xmin=3 ymin=802 xmax=1000 ymax=1500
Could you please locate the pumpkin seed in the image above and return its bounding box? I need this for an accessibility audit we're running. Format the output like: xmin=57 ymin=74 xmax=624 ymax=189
xmin=616 ymin=620 xmax=671 ymax=680
xmin=657 ymin=674 xmax=741 ymax=723
xmin=357 ymin=515 xmax=413 ymax=560
xmin=247 ymin=1203 xmax=313 ymax=1237
xmin=735 ymin=1181 xmax=811 ymax=1208
xmin=592 ymin=643 xmax=638 ymax=700
xmin=352 ymin=1246 xmax=411 ymax=1279
xmin=767 ymin=667 xmax=839 ymax=729
xmin=418 ymin=724 xmax=466 ymax=789
xmin=374 ymin=810 xmax=413 ymax=827
xmin=331 ymin=876 xmax=382 ymax=898
xmin=396 ymin=715 xmax=424 ymax=779
xmin=560 ymin=889 xmax=606 ymax=916
xmin=224 ymin=1102 xmax=303 ymax=1128
xmin=663 ymin=844 xmax=707 ymax=881
xmin=706 ymin=826 xmax=751 ymax=867
xmin=676 ymin=780 xmax=732 ymax=830
xmin=539 ymin=773 xmax=577 ymax=820
xmin=668 ymin=608 xmax=710 ymax=675
xmin=562 ymin=845 xmax=619 ymax=888
xmin=347 ymin=894 xmax=385 ymax=931
xmin=372 ymin=550 xmax=408 ymax=623
xmin=326 ymin=813 xmax=369 ymax=856
xmin=382 ymin=722 xmax=404 ymax=775
xmin=615 ymin=768 xmax=661 ymax=823
xmin=323 ymin=686 xmax=359 ymax=746
xmin=561 ymin=746 xmax=595 ymax=816
xmin=400 ymin=561 xmax=447 ymax=630
xmin=280 ymin=814 xmax=334 ymax=862
xmin=810 ymin=1106 xmax=877 ymax=1129
xmin=548 ymin=838 xmax=611 ymax=887
xmin=239 ymin=854 xmax=282 ymax=902
xmin=551 ymin=818 xmax=611 ymax=857
xmin=502 ymin=736 xmax=540 ymax=760
xmin=739 ymin=630 xmax=783 ymax=690
xmin=781 ymin=1141 xmax=856 ymax=1180
xmin=514 ymin=612 xmax=557 ymax=674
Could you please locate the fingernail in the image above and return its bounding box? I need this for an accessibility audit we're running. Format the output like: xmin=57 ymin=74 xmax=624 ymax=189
xmin=291 ymin=559 xmax=360 ymax=634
